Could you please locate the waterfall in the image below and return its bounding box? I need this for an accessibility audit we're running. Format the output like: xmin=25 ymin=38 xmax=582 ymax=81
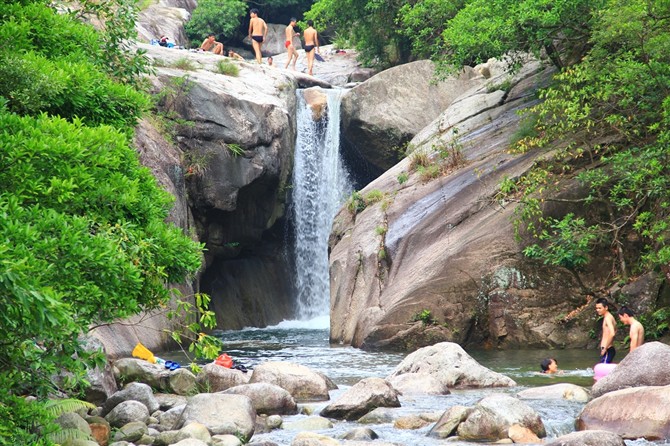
xmin=291 ymin=88 xmax=352 ymax=321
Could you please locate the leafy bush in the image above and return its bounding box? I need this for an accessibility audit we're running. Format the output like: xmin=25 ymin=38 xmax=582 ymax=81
xmin=184 ymin=0 xmax=246 ymax=45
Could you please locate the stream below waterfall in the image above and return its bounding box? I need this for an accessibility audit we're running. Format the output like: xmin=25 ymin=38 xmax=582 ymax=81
xmin=203 ymin=321 xmax=667 ymax=446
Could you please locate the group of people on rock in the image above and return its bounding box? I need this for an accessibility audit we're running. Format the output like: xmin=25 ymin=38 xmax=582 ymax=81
xmin=539 ymin=298 xmax=645 ymax=374
xmin=197 ymin=10 xmax=320 ymax=75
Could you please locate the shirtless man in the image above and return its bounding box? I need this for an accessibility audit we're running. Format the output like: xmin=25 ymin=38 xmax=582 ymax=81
xmin=303 ymin=20 xmax=319 ymax=75
xmin=200 ymin=33 xmax=223 ymax=55
xmin=248 ymin=9 xmax=268 ymax=64
xmin=284 ymin=18 xmax=300 ymax=70
xmin=618 ymin=306 xmax=645 ymax=352
xmin=595 ymin=297 xmax=617 ymax=363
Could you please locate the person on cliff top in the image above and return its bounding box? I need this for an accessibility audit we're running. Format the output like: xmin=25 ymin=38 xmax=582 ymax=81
xmin=248 ymin=9 xmax=268 ymax=64
xmin=303 ymin=20 xmax=319 ymax=76
xmin=228 ymin=49 xmax=244 ymax=60
xmin=200 ymin=33 xmax=223 ymax=55
xmin=617 ymin=306 xmax=645 ymax=353
xmin=595 ymin=297 xmax=617 ymax=363
xmin=284 ymin=17 xmax=300 ymax=70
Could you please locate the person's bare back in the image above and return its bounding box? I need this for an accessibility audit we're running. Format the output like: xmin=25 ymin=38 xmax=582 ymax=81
xmin=248 ymin=9 xmax=268 ymax=63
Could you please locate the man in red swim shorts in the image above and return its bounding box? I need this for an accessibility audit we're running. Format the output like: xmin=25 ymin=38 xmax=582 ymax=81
xmin=284 ymin=17 xmax=300 ymax=70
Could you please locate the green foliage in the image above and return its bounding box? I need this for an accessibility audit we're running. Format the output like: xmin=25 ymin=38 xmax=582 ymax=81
xmin=347 ymin=191 xmax=367 ymax=215
xmin=0 ymin=393 xmax=56 ymax=446
xmin=365 ymin=189 xmax=385 ymax=204
xmin=168 ymin=293 xmax=223 ymax=362
xmin=305 ymin=0 xmax=412 ymax=67
xmin=227 ymin=143 xmax=244 ymax=156
xmin=184 ymin=0 xmax=247 ymax=45
xmin=397 ymin=171 xmax=409 ymax=184
xmin=523 ymin=214 xmax=599 ymax=271
xmin=216 ymin=60 xmax=240 ymax=77
xmin=171 ymin=57 xmax=198 ymax=71
xmin=637 ymin=307 xmax=670 ymax=340
xmin=411 ymin=309 xmax=435 ymax=325
xmin=503 ymin=0 xmax=670 ymax=281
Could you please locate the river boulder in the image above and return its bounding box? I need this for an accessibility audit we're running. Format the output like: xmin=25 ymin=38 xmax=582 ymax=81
xmin=576 ymin=385 xmax=670 ymax=440
xmin=102 ymin=382 xmax=159 ymax=417
xmin=517 ymin=383 xmax=590 ymax=402
xmin=223 ymin=382 xmax=298 ymax=415
xmin=249 ymin=361 xmax=330 ymax=402
xmin=320 ymin=377 xmax=400 ymax=420
xmin=545 ymin=430 xmax=626 ymax=446
xmin=197 ymin=363 xmax=250 ymax=392
xmin=591 ymin=341 xmax=670 ymax=397
xmin=455 ymin=394 xmax=546 ymax=442
xmin=105 ymin=400 xmax=150 ymax=428
xmin=175 ymin=393 xmax=256 ymax=440
xmin=386 ymin=342 xmax=516 ymax=389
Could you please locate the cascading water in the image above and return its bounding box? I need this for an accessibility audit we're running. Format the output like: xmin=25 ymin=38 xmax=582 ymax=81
xmin=291 ymin=88 xmax=352 ymax=321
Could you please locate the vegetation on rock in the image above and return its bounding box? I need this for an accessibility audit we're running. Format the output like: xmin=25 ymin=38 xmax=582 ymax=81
xmin=0 ymin=1 xmax=213 ymax=443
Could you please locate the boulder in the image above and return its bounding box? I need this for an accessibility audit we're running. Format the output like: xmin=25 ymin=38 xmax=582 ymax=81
xmin=456 ymin=394 xmax=546 ymax=442
xmin=86 ymin=416 xmax=110 ymax=446
xmin=80 ymin=336 xmax=118 ymax=405
xmin=341 ymin=427 xmax=379 ymax=441
xmin=223 ymin=382 xmax=298 ymax=415
xmin=591 ymin=342 xmax=670 ymax=397
xmin=210 ymin=434 xmax=243 ymax=446
xmin=154 ymin=393 xmax=188 ymax=411
xmin=112 ymin=421 xmax=148 ymax=443
xmin=576 ymin=385 xmax=670 ymax=440
xmin=102 ymin=382 xmax=159 ymax=417
xmin=320 ymin=377 xmax=400 ymax=420
xmin=137 ymin=5 xmax=190 ymax=46
xmin=290 ymin=432 xmax=340 ymax=446
xmin=545 ymin=430 xmax=626 ymax=446
xmin=340 ymin=60 xmax=485 ymax=171
xmin=282 ymin=416 xmax=333 ymax=431
xmin=156 ymin=404 xmax=186 ymax=431
xmin=428 ymin=406 xmax=473 ymax=438
xmin=517 ymin=383 xmax=590 ymax=402
xmin=386 ymin=372 xmax=449 ymax=395
xmin=197 ymin=363 xmax=250 ymax=392
xmin=112 ymin=358 xmax=168 ymax=390
xmin=175 ymin=393 xmax=256 ymax=440
xmin=179 ymin=422 xmax=212 ymax=443
xmin=55 ymin=412 xmax=91 ymax=436
xmin=105 ymin=400 xmax=150 ymax=428
xmin=386 ymin=343 xmax=516 ymax=389
xmin=249 ymin=361 xmax=330 ymax=402
xmin=166 ymin=368 xmax=197 ymax=395
xmin=357 ymin=407 xmax=399 ymax=424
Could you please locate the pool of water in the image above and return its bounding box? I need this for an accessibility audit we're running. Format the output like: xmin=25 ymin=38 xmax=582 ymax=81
xmin=162 ymin=319 xmax=665 ymax=446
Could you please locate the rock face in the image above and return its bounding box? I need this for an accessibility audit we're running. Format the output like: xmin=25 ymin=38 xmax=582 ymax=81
xmin=142 ymin=43 xmax=299 ymax=330
xmin=328 ymin=57 xmax=618 ymax=350
xmin=576 ymin=385 xmax=670 ymax=440
xmin=386 ymin=343 xmax=516 ymax=389
xmin=591 ymin=341 xmax=670 ymax=398
xmin=340 ymin=60 xmax=487 ymax=172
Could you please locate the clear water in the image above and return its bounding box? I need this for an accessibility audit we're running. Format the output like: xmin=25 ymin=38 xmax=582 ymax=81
xmin=290 ymin=89 xmax=353 ymax=319
xmin=207 ymin=322 xmax=667 ymax=446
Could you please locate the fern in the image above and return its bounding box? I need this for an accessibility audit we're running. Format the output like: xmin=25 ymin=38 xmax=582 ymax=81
xmin=44 ymin=398 xmax=95 ymax=417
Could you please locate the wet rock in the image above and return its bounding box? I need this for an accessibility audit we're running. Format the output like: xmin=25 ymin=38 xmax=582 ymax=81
xmin=591 ymin=342 xmax=670 ymax=398
xmin=456 ymin=394 xmax=545 ymax=442
xmin=576 ymin=385 xmax=670 ymax=440
xmin=508 ymin=424 xmax=541 ymax=443
xmin=283 ymin=416 xmax=333 ymax=431
xmin=223 ymin=382 xmax=298 ymax=415
xmin=517 ymin=383 xmax=590 ymax=402
xmin=320 ymin=377 xmax=400 ymax=420
xmin=393 ymin=415 xmax=430 ymax=430
xmin=249 ymin=361 xmax=330 ymax=402
xmin=387 ymin=343 xmax=516 ymax=389
xmin=357 ymin=407 xmax=398 ymax=424
xmin=341 ymin=427 xmax=379 ymax=440
xmin=545 ymin=430 xmax=626 ymax=446
xmin=428 ymin=406 xmax=473 ymax=438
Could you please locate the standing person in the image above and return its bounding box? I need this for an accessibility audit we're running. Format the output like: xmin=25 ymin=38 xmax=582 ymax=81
xmin=248 ymin=8 xmax=268 ymax=64
xmin=284 ymin=17 xmax=300 ymax=70
xmin=303 ymin=20 xmax=319 ymax=75
xmin=595 ymin=297 xmax=617 ymax=363
xmin=618 ymin=306 xmax=645 ymax=352
xmin=200 ymin=33 xmax=224 ymax=55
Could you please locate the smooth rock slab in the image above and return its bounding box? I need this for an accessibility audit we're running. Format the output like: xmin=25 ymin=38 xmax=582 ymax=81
xmin=320 ymin=377 xmax=400 ymax=421
xmin=249 ymin=361 xmax=330 ymax=402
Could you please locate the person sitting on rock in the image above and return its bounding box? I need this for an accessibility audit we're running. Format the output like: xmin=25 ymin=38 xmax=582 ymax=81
xmin=200 ymin=33 xmax=223 ymax=55
xmin=228 ymin=50 xmax=244 ymax=60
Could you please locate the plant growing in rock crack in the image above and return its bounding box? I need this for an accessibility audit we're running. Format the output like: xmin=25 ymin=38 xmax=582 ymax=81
xmin=153 ymin=75 xmax=195 ymax=141
xmin=183 ymin=151 xmax=213 ymax=178
xmin=217 ymin=60 xmax=240 ymax=76
xmin=171 ymin=57 xmax=198 ymax=71
xmin=227 ymin=143 xmax=244 ymax=156
xmin=411 ymin=309 xmax=436 ymax=325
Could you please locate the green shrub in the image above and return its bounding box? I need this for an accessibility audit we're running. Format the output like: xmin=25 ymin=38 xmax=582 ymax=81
xmin=217 ymin=59 xmax=240 ymax=77
xmin=171 ymin=57 xmax=198 ymax=71
xmin=185 ymin=0 xmax=246 ymax=44
xmin=397 ymin=171 xmax=409 ymax=184
xmin=365 ymin=189 xmax=385 ymax=204
xmin=347 ymin=191 xmax=366 ymax=215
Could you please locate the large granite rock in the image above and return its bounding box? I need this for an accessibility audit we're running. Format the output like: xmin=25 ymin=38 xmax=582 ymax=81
xmin=340 ymin=60 xmax=488 ymax=171
xmin=320 ymin=377 xmax=400 ymax=420
xmin=386 ymin=343 xmax=516 ymax=389
xmin=328 ymin=57 xmax=618 ymax=351
xmin=591 ymin=341 xmax=670 ymax=397
xmin=249 ymin=361 xmax=330 ymax=402
xmin=545 ymin=430 xmax=626 ymax=446
xmin=576 ymin=385 xmax=670 ymax=440
xmin=176 ymin=393 xmax=256 ymax=440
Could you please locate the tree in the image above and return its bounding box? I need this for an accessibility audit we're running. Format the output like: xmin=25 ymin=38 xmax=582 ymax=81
xmin=184 ymin=0 xmax=247 ymax=44
xmin=0 ymin=1 xmax=210 ymax=442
